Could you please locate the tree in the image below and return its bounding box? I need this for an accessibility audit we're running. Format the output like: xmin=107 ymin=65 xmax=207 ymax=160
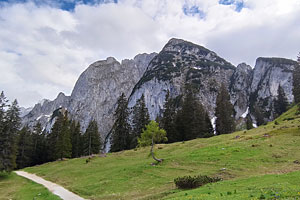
xmin=48 ymin=110 xmax=72 ymax=160
xmin=246 ymin=114 xmax=253 ymax=130
xmin=215 ymin=84 xmax=235 ymax=135
xmin=293 ymin=53 xmax=300 ymax=104
xmin=161 ymin=91 xmax=180 ymax=143
xmin=138 ymin=120 xmax=167 ymax=163
xmin=176 ymin=85 xmax=213 ymax=140
xmin=110 ymin=93 xmax=131 ymax=152
xmin=70 ymin=120 xmax=83 ymax=158
xmin=16 ymin=126 xmax=33 ymax=169
xmin=274 ymin=85 xmax=289 ymax=116
xmin=0 ymin=99 xmax=21 ymax=172
xmin=31 ymin=122 xmax=48 ymax=165
xmin=83 ymin=120 xmax=101 ymax=156
xmin=130 ymin=94 xmax=150 ymax=148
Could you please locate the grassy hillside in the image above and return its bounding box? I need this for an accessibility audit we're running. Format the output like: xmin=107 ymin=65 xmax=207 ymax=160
xmin=23 ymin=105 xmax=300 ymax=200
xmin=0 ymin=172 xmax=61 ymax=200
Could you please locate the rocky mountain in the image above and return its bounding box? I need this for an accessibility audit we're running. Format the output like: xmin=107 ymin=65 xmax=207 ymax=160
xmin=22 ymin=53 xmax=156 ymax=139
xmin=22 ymin=38 xmax=298 ymax=150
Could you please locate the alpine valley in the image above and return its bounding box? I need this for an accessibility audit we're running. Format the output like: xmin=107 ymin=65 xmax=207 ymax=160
xmin=21 ymin=38 xmax=298 ymax=150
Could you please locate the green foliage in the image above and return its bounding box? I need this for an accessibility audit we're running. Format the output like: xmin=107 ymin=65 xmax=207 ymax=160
xmin=0 ymin=95 xmax=20 ymax=172
xmin=161 ymin=91 xmax=180 ymax=143
xmin=16 ymin=126 xmax=33 ymax=169
xmin=110 ymin=93 xmax=131 ymax=152
xmin=130 ymin=94 xmax=150 ymax=148
xmin=274 ymin=85 xmax=289 ymax=116
xmin=293 ymin=56 xmax=300 ymax=104
xmin=83 ymin=120 xmax=101 ymax=156
xmin=246 ymin=114 xmax=253 ymax=130
xmin=176 ymin=84 xmax=213 ymax=140
xmin=138 ymin=120 xmax=167 ymax=147
xmin=215 ymin=83 xmax=235 ymax=134
xmin=70 ymin=120 xmax=83 ymax=158
xmin=174 ymin=175 xmax=221 ymax=189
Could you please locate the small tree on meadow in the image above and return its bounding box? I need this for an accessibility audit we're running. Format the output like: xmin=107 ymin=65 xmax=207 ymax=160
xmin=138 ymin=120 xmax=167 ymax=163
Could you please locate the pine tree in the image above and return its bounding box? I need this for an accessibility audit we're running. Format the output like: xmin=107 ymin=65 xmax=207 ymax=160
xmin=293 ymin=53 xmax=300 ymax=104
xmin=32 ymin=122 xmax=48 ymax=165
xmin=83 ymin=120 xmax=101 ymax=156
xmin=274 ymin=85 xmax=289 ymax=116
xmin=110 ymin=93 xmax=131 ymax=152
xmin=130 ymin=94 xmax=150 ymax=148
xmin=176 ymin=85 xmax=213 ymax=141
xmin=246 ymin=114 xmax=253 ymax=130
xmin=70 ymin=120 xmax=83 ymax=158
xmin=16 ymin=126 xmax=33 ymax=169
xmin=161 ymin=91 xmax=179 ymax=143
xmin=0 ymin=92 xmax=8 ymax=171
xmin=215 ymin=84 xmax=235 ymax=135
xmin=48 ymin=109 xmax=72 ymax=160
xmin=0 ymin=99 xmax=21 ymax=172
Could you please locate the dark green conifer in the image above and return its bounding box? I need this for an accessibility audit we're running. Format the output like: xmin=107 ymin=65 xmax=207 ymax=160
xmin=16 ymin=126 xmax=33 ymax=169
xmin=0 ymin=99 xmax=20 ymax=172
xmin=215 ymin=84 xmax=235 ymax=135
xmin=71 ymin=120 xmax=83 ymax=158
xmin=110 ymin=93 xmax=131 ymax=152
xmin=274 ymin=85 xmax=289 ymax=116
xmin=130 ymin=94 xmax=150 ymax=148
xmin=161 ymin=91 xmax=179 ymax=143
xmin=83 ymin=120 xmax=101 ymax=156
xmin=293 ymin=54 xmax=300 ymax=104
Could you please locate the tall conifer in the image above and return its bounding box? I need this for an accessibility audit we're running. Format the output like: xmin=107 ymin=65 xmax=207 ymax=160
xmin=215 ymin=84 xmax=235 ymax=135
xmin=110 ymin=93 xmax=131 ymax=152
xmin=83 ymin=120 xmax=101 ymax=155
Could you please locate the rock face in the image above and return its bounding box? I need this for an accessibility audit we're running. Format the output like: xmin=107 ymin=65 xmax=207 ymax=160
xmin=22 ymin=38 xmax=298 ymax=150
xmin=230 ymin=63 xmax=253 ymax=119
xmin=22 ymin=53 xmax=156 ymax=139
xmin=249 ymin=57 xmax=296 ymax=121
xmin=128 ymin=38 xmax=236 ymax=119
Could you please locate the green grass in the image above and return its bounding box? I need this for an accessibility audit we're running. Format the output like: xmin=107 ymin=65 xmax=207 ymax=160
xmin=23 ymin=105 xmax=300 ymax=200
xmin=0 ymin=172 xmax=61 ymax=200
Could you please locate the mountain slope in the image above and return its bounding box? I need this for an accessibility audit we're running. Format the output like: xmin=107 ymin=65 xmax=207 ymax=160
xmin=24 ymin=105 xmax=300 ymax=200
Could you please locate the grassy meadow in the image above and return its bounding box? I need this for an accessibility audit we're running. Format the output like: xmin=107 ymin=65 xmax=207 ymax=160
xmin=18 ymin=105 xmax=300 ymax=199
xmin=0 ymin=172 xmax=61 ymax=200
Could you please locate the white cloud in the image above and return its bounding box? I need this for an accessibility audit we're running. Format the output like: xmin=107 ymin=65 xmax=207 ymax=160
xmin=0 ymin=0 xmax=299 ymax=107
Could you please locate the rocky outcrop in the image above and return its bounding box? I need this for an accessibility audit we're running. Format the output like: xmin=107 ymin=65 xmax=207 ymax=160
xmin=22 ymin=38 xmax=298 ymax=148
xmin=128 ymin=38 xmax=236 ymax=119
xmin=249 ymin=57 xmax=297 ymax=121
xmin=230 ymin=63 xmax=253 ymax=119
xmin=22 ymin=53 xmax=156 ymax=139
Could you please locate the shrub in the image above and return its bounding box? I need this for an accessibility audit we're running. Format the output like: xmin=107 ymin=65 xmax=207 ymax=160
xmin=174 ymin=175 xmax=221 ymax=189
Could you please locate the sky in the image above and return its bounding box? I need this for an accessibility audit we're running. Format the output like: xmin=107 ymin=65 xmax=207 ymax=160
xmin=0 ymin=0 xmax=299 ymax=108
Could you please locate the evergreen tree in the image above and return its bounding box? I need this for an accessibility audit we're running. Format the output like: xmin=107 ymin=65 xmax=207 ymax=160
xmin=0 ymin=92 xmax=8 ymax=171
xmin=246 ymin=114 xmax=253 ymax=130
xmin=48 ymin=110 xmax=72 ymax=160
xmin=161 ymin=91 xmax=179 ymax=143
xmin=16 ymin=126 xmax=33 ymax=169
xmin=56 ymin=112 xmax=72 ymax=160
xmin=215 ymin=84 xmax=235 ymax=135
xmin=110 ymin=93 xmax=131 ymax=152
xmin=70 ymin=120 xmax=83 ymax=158
xmin=253 ymin=105 xmax=265 ymax=126
xmin=274 ymin=85 xmax=289 ymax=116
xmin=83 ymin=120 xmax=101 ymax=156
xmin=293 ymin=53 xmax=300 ymax=104
xmin=176 ymin=85 xmax=213 ymax=141
xmin=130 ymin=94 xmax=150 ymax=148
xmin=32 ymin=122 xmax=48 ymax=165
xmin=0 ymin=99 xmax=20 ymax=172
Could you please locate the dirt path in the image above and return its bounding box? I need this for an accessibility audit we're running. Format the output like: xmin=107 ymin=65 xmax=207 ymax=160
xmin=15 ymin=171 xmax=85 ymax=200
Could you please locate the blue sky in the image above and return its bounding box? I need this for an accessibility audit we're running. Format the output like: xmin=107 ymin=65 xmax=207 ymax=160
xmin=0 ymin=0 xmax=299 ymax=107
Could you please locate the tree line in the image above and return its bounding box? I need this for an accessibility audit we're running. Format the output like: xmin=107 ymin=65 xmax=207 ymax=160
xmin=110 ymin=83 xmax=236 ymax=152
xmin=0 ymin=91 xmax=101 ymax=172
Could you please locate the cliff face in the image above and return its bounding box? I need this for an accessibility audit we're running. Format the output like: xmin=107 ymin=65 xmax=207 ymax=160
xmin=22 ymin=38 xmax=298 ymax=148
xmin=128 ymin=38 xmax=236 ymax=119
xmin=22 ymin=53 xmax=156 ymax=138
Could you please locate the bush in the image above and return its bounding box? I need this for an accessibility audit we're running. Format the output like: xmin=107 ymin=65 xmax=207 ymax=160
xmin=174 ymin=175 xmax=221 ymax=189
